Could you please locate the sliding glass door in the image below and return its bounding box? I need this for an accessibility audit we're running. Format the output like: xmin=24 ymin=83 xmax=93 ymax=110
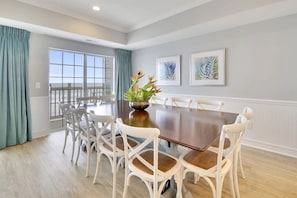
xmin=49 ymin=48 xmax=114 ymax=131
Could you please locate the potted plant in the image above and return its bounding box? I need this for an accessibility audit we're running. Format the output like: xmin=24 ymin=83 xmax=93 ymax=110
xmin=124 ymin=71 xmax=161 ymax=110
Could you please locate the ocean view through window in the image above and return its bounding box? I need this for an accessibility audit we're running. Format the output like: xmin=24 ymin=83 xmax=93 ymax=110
xmin=49 ymin=48 xmax=114 ymax=130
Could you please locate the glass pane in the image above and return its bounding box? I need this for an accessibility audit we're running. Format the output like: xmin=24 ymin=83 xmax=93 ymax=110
xmin=63 ymin=77 xmax=73 ymax=84
xmin=49 ymin=50 xmax=62 ymax=64
xmin=95 ymin=57 xmax=103 ymax=67
xmin=87 ymin=55 xmax=94 ymax=66
xmin=74 ymin=78 xmax=83 ymax=86
xmin=87 ymin=78 xmax=95 ymax=84
xmin=75 ymin=66 xmax=83 ymax=77
xmin=49 ymin=64 xmax=62 ymax=77
xmin=87 ymin=67 xmax=94 ymax=78
xmin=75 ymin=53 xmax=84 ymax=66
xmin=63 ymin=52 xmax=74 ymax=65
xmin=63 ymin=65 xmax=74 ymax=77
xmin=95 ymin=79 xmax=104 ymax=85
xmin=49 ymin=77 xmax=62 ymax=85
xmin=95 ymin=68 xmax=103 ymax=78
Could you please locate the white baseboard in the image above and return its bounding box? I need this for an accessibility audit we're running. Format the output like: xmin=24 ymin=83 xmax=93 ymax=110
xmin=242 ymin=138 xmax=297 ymax=159
xmin=32 ymin=130 xmax=50 ymax=139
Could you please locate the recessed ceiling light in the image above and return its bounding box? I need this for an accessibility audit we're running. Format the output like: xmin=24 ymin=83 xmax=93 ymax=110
xmin=92 ymin=6 xmax=100 ymax=11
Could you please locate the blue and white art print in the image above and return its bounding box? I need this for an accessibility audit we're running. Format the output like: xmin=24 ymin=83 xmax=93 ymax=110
xmin=159 ymin=61 xmax=176 ymax=81
xmin=156 ymin=55 xmax=180 ymax=86
xmin=190 ymin=49 xmax=225 ymax=86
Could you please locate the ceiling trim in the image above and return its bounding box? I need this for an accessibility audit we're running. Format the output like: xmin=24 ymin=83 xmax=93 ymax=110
xmin=2 ymin=0 xmax=297 ymax=50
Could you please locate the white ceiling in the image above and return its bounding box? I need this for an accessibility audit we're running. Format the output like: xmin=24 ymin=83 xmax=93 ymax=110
xmin=2 ymin=0 xmax=297 ymax=50
xmin=16 ymin=0 xmax=212 ymax=32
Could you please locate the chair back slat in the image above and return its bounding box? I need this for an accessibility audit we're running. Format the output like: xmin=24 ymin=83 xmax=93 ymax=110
xmin=242 ymin=106 xmax=254 ymax=120
xmin=58 ymin=102 xmax=73 ymax=122
xmin=69 ymin=108 xmax=94 ymax=140
xmin=171 ymin=97 xmax=192 ymax=108
xmin=116 ymin=118 xmax=161 ymax=176
xmin=150 ymin=96 xmax=168 ymax=105
xmin=99 ymin=94 xmax=116 ymax=104
xmin=89 ymin=113 xmax=116 ymax=152
xmin=197 ymin=99 xmax=224 ymax=111
xmin=218 ymin=115 xmax=247 ymax=165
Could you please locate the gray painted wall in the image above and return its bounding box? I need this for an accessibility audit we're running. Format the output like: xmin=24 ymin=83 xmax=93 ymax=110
xmin=29 ymin=33 xmax=115 ymax=97
xmin=132 ymin=13 xmax=297 ymax=101
xmin=28 ymin=33 xmax=115 ymax=136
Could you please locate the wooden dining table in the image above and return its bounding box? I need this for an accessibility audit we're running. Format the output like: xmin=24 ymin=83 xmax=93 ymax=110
xmin=89 ymin=100 xmax=238 ymax=152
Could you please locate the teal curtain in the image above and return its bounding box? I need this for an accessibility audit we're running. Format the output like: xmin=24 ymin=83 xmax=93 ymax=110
xmin=0 ymin=25 xmax=32 ymax=149
xmin=115 ymin=49 xmax=132 ymax=100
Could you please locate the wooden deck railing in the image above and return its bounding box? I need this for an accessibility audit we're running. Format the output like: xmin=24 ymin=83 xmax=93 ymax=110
xmin=49 ymin=83 xmax=111 ymax=120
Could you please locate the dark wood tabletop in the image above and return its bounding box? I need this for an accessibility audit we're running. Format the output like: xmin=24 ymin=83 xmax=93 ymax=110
xmin=90 ymin=100 xmax=238 ymax=151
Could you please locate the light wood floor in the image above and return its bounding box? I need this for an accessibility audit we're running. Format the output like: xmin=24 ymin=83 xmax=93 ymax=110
xmin=0 ymin=131 xmax=296 ymax=198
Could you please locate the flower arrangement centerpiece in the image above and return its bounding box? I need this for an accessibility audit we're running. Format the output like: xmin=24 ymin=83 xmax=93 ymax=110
xmin=124 ymin=71 xmax=161 ymax=110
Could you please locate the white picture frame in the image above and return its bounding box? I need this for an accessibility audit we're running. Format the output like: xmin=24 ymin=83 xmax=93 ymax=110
xmin=190 ymin=49 xmax=225 ymax=86
xmin=156 ymin=55 xmax=180 ymax=86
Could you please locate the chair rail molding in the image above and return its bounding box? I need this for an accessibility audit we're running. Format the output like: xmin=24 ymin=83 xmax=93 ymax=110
xmin=160 ymin=93 xmax=297 ymax=158
xmin=31 ymin=93 xmax=297 ymax=158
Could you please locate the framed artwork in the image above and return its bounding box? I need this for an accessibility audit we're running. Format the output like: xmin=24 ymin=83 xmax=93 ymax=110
xmin=190 ymin=49 xmax=225 ymax=86
xmin=156 ymin=55 xmax=180 ymax=86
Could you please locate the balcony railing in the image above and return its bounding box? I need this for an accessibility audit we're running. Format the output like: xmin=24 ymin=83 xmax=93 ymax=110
xmin=49 ymin=83 xmax=111 ymax=120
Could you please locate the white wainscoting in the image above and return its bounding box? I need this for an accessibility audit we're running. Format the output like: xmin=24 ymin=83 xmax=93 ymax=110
xmin=159 ymin=93 xmax=297 ymax=158
xmin=31 ymin=96 xmax=50 ymax=138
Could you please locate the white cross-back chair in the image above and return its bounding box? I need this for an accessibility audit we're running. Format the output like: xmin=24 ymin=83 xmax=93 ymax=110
xmin=76 ymin=96 xmax=98 ymax=107
xmin=192 ymin=99 xmax=224 ymax=183
xmin=237 ymin=106 xmax=254 ymax=178
xmin=179 ymin=114 xmax=247 ymax=198
xmin=150 ymin=96 xmax=168 ymax=106
xmin=99 ymin=94 xmax=116 ymax=104
xmin=209 ymin=107 xmax=254 ymax=198
xmin=58 ymin=102 xmax=78 ymax=161
xmin=232 ymin=107 xmax=254 ymax=197
xmin=116 ymin=118 xmax=182 ymax=198
xmin=69 ymin=107 xmax=96 ymax=177
xmin=196 ymin=99 xmax=224 ymax=111
xmin=90 ymin=113 xmax=139 ymax=198
xmin=171 ymin=97 xmax=192 ymax=108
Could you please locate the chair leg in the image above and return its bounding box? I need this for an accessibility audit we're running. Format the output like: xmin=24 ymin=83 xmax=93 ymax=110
xmin=93 ymin=151 xmax=101 ymax=184
xmin=71 ymin=131 xmax=76 ymax=162
xmin=112 ymin=155 xmax=117 ymax=198
xmin=234 ymin=150 xmax=241 ymax=198
xmin=174 ymin=169 xmax=183 ymax=198
xmin=153 ymin=179 xmax=158 ymax=198
xmin=216 ymin=175 xmax=225 ymax=198
xmin=123 ymin=163 xmax=129 ymax=198
xmin=86 ymin=142 xmax=91 ymax=177
xmin=181 ymin=168 xmax=191 ymax=197
xmin=93 ymin=153 xmax=101 ymax=184
xmin=203 ymin=177 xmax=216 ymax=198
xmin=62 ymin=130 xmax=68 ymax=153
xmin=122 ymin=182 xmax=128 ymax=198
xmin=217 ymin=172 xmax=230 ymax=198
xmin=228 ymin=169 xmax=236 ymax=198
xmin=167 ymin=141 xmax=171 ymax=147
xmin=75 ymin=138 xmax=82 ymax=165
xmin=238 ymin=148 xmax=246 ymax=179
